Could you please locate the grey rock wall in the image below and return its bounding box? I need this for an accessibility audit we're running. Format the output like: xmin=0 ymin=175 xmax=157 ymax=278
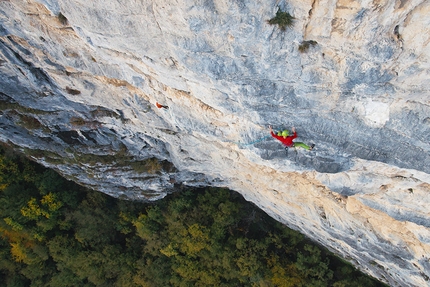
xmin=0 ymin=0 xmax=429 ymax=286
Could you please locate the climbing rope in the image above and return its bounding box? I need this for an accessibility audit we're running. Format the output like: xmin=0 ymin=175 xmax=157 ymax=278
xmin=239 ymin=135 xmax=272 ymax=146
xmin=226 ymin=125 xmax=280 ymax=147
xmin=226 ymin=135 xmax=272 ymax=147
xmin=231 ymin=126 xmax=292 ymax=147
xmin=155 ymin=101 xmax=278 ymax=149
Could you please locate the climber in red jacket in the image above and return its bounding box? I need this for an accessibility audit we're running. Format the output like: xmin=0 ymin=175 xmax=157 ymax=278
xmin=156 ymin=102 xmax=169 ymax=109
xmin=269 ymin=125 xmax=314 ymax=151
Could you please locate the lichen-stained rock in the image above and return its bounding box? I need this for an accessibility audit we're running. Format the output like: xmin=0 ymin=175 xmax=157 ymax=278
xmin=0 ymin=0 xmax=429 ymax=286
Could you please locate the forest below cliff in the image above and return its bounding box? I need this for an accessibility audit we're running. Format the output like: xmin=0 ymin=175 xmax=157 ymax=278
xmin=0 ymin=145 xmax=387 ymax=287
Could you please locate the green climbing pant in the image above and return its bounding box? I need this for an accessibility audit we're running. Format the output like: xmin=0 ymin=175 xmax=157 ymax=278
xmin=292 ymin=142 xmax=311 ymax=150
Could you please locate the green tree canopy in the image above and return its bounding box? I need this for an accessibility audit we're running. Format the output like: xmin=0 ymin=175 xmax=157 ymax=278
xmin=0 ymin=145 xmax=387 ymax=287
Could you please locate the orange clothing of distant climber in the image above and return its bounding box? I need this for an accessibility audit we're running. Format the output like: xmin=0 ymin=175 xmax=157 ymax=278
xmin=270 ymin=130 xmax=297 ymax=147
xmin=156 ymin=102 xmax=168 ymax=109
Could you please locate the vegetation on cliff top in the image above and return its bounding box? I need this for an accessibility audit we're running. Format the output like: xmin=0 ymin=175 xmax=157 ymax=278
xmin=0 ymin=145 xmax=387 ymax=286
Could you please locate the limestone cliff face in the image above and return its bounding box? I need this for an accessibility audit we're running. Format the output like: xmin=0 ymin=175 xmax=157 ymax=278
xmin=0 ymin=0 xmax=429 ymax=285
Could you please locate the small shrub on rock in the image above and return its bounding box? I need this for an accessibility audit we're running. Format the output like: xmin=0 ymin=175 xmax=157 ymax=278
xmin=298 ymin=40 xmax=318 ymax=53
xmin=267 ymin=8 xmax=295 ymax=31
xmin=130 ymin=158 xmax=162 ymax=174
xmin=70 ymin=117 xmax=86 ymax=126
xmin=18 ymin=114 xmax=42 ymax=130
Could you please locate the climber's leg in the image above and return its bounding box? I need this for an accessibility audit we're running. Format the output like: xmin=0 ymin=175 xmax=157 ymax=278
xmin=292 ymin=142 xmax=311 ymax=150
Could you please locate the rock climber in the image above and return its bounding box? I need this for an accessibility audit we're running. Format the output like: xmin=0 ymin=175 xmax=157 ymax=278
xmin=269 ymin=125 xmax=314 ymax=151
xmin=156 ymin=102 xmax=169 ymax=109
